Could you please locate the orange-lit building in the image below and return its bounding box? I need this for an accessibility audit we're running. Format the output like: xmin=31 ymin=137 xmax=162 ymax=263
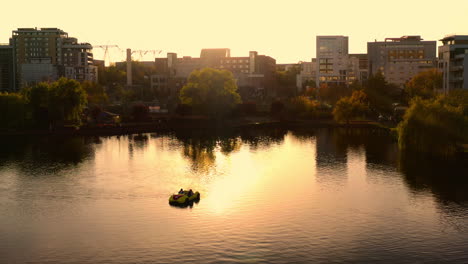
xmin=367 ymin=36 xmax=437 ymax=87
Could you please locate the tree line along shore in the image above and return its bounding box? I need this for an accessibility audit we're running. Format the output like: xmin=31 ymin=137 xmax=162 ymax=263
xmin=1 ymin=67 xmax=467 ymax=157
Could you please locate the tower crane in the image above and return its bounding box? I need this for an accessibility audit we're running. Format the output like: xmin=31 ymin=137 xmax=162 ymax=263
xmin=126 ymin=48 xmax=163 ymax=86
xmin=131 ymin=50 xmax=162 ymax=61
xmin=93 ymin=45 xmax=121 ymax=65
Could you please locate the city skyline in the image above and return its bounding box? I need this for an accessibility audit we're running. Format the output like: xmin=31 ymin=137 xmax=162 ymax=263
xmin=1 ymin=0 xmax=468 ymax=63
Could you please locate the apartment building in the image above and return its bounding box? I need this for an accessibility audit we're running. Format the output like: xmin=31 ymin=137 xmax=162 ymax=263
xmin=316 ymin=36 xmax=349 ymax=87
xmin=10 ymin=28 xmax=97 ymax=87
xmin=438 ymin=35 xmax=468 ymax=92
xmin=367 ymin=36 xmax=436 ymax=87
xmin=348 ymin=53 xmax=368 ymax=83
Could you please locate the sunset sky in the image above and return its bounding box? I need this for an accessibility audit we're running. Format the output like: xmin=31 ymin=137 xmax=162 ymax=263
xmin=2 ymin=0 xmax=467 ymax=63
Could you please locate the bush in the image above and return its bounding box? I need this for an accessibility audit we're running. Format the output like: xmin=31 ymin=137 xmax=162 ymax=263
xmin=286 ymin=96 xmax=320 ymax=118
xmin=397 ymin=96 xmax=467 ymax=157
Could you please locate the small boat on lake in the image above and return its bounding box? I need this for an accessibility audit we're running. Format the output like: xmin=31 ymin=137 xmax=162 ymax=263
xmin=169 ymin=189 xmax=200 ymax=205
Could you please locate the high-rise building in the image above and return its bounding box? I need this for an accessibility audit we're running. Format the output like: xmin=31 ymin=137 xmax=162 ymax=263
xmin=0 ymin=44 xmax=15 ymax=91
xmin=316 ymin=36 xmax=349 ymax=87
xmin=10 ymin=28 xmax=97 ymax=87
xmin=438 ymin=35 xmax=468 ymax=92
xmin=62 ymin=37 xmax=96 ymax=82
xmin=367 ymin=36 xmax=436 ymax=87
xmin=348 ymin=53 xmax=368 ymax=83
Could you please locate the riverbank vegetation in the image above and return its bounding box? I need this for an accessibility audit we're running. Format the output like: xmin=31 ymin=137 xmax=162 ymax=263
xmin=1 ymin=78 xmax=87 ymax=129
xmin=1 ymin=66 xmax=467 ymax=157
xmin=397 ymin=90 xmax=468 ymax=157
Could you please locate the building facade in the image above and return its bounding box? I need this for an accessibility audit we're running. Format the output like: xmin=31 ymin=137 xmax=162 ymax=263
xmin=296 ymin=60 xmax=317 ymax=93
xmin=438 ymin=35 xmax=468 ymax=92
xmin=367 ymin=36 xmax=436 ymax=87
xmin=0 ymin=44 xmax=15 ymax=91
xmin=316 ymin=36 xmax=349 ymax=87
xmin=348 ymin=53 xmax=368 ymax=84
xmin=62 ymin=37 xmax=97 ymax=82
xmin=10 ymin=28 xmax=97 ymax=87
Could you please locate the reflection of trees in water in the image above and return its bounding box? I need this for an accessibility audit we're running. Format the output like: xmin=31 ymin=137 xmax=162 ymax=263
xmin=127 ymin=134 xmax=150 ymax=159
xmin=182 ymin=137 xmax=217 ymax=173
xmin=398 ymin=152 xmax=468 ymax=206
xmin=174 ymin=128 xmax=287 ymax=172
xmin=239 ymin=128 xmax=287 ymax=150
xmin=0 ymin=136 xmax=95 ymax=173
xmin=314 ymin=128 xmax=399 ymax=184
xmin=131 ymin=134 xmax=149 ymax=149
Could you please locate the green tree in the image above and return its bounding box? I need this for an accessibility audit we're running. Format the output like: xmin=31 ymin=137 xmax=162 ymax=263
xmin=332 ymin=90 xmax=369 ymax=124
xmin=275 ymin=65 xmax=300 ymax=97
xmin=82 ymin=81 xmax=108 ymax=106
xmin=405 ymin=69 xmax=442 ymax=100
xmin=25 ymin=82 xmax=50 ymax=127
xmin=48 ymin=78 xmax=88 ymax=125
xmin=100 ymin=65 xmax=126 ymax=86
xmin=364 ymin=72 xmax=401 ymax=115
xmin=179 ymin=68 xmax=241 ymax=118
xmin=397 ymin=96 xmax=468 ymax=157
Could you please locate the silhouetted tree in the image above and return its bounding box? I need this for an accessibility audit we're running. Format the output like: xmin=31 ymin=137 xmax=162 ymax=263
xmin=179 ymin=68 xmax=241 ymax=118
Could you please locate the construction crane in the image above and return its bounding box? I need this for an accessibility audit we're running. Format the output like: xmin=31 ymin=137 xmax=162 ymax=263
xmin=131 ymin=50 xmax=162 ymax=61
xmin=93 ymin=45 xmax=121 ymax=65
xmin=126 ymin=48 xmax=163 ymax=86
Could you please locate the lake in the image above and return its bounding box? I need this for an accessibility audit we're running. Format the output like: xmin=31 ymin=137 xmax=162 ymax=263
xmin=1 ymin=128 xmax=467 ymax=263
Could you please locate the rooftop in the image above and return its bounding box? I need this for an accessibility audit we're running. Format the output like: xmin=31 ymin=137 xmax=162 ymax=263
xmin=440 ymin=35 xmax=468 ymax=41
xmin=384 ymin=36 xmax=422 ymax=42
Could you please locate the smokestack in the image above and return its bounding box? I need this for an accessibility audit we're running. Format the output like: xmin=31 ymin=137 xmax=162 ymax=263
xmin=126 ymin=48 xmax=132 ymax=86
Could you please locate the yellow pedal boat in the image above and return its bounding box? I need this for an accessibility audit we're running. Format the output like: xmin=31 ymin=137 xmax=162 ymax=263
xmin=169 ymin=190 xmax=200 ymax=205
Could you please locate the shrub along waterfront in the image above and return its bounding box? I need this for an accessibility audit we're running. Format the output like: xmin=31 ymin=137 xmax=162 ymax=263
xmin=397 ymin=91 xmax=468 ymax=157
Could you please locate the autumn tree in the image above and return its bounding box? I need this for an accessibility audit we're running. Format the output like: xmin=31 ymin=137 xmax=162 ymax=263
xmin=332 ymin=90 xmax=369 ymax=124
xmin=405 ymin=69 xmax=442 ymax=100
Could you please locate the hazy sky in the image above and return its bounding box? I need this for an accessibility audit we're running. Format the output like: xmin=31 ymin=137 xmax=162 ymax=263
xmin=1 ymin=0 xmax=467 ymax=63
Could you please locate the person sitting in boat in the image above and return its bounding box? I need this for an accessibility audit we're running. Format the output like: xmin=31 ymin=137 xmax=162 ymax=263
xmin=188 ymin=189 xmax=193 ymax=197
xmin=178 ymin=188 xmax=184 ymax=194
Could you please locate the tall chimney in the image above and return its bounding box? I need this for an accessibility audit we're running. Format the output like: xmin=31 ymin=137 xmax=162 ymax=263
xmin=126 ymin=48 xmax=132 ymax=86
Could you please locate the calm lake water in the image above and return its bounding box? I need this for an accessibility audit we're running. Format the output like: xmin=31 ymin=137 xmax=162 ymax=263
xmin=1 ymin=129 xmax=467 ymax=263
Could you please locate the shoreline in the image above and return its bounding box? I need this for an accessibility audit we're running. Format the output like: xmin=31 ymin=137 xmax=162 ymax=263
xmin=0 ymin=119 xmax=391 ymax=137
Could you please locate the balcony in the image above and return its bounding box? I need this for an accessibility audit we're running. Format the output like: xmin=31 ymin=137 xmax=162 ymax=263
xmin=450 ymin=65 xmax=464 ymax=71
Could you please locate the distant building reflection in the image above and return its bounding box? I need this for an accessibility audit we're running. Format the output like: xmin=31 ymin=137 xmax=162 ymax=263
xmin=315 ymin=129 xmax=348 ymax=183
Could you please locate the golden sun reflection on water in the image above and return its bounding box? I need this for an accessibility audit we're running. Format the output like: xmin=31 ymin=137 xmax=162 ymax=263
xmin=204 ymin=146 xmax=263 ymax=215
